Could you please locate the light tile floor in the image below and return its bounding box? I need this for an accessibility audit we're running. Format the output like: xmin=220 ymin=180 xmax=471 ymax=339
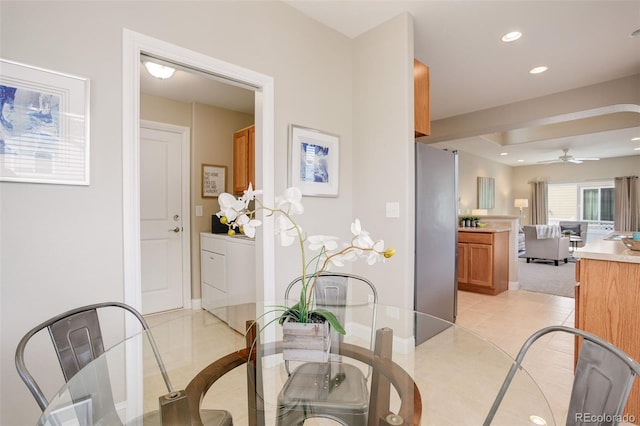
xmin=146 ymin=289 xmax=577 ymax=425
xmin=456 ymin=289 xmax=576 ymax=424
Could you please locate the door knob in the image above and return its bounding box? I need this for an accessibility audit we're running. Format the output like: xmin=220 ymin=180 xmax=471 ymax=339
xmin=169 ymin=227 xmax=181 ymax=233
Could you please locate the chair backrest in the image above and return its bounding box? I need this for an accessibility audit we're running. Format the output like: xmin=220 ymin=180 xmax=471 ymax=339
xmin=15 ymin=302 xmax=173 ymax=411
xmin=484 ymin=326 xmax=640 ymax=426
xmin=559 ymin=220 xmax=588 ymax=246
xmin=284 ymin=273 xmax=378 ymax=362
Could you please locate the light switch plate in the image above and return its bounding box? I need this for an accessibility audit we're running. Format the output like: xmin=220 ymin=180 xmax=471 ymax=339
xmin=386 ymin=202 xmax=400 ymax=218
xmin=195 ymin=205 xmax=203 ymax=217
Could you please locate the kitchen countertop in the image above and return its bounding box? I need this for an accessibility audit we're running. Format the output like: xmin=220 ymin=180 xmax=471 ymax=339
xmin=458 ymin=227 xmax=511 ymax=233
xmin=574 ymin=233 xmax=640 ymax=264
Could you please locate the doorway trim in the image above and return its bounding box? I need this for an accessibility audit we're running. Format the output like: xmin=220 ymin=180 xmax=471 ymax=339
xmin=122 ymin=29 xmax=275 ymax=325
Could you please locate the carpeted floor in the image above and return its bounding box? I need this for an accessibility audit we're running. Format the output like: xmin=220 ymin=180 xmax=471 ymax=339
xmin=517 ymin=257 xmax=576 ymax=298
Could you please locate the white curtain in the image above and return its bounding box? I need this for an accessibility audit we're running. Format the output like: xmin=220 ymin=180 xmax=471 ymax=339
xmin=614 ymin=176 xmax=639 ymax=232
xmin=530 ymin=181 xmax=548 ymax=225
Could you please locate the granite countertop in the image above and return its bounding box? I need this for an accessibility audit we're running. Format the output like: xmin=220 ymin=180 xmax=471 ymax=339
xmin=458 ymin=227 xmax=511 ymax=233
xmin=574 ymin=233 xmax=640 ymax=264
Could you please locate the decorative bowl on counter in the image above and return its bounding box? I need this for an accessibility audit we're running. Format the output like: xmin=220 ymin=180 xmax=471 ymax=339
xmin=621 ymin=238 xmax=640 ymax=251
xmin=476 ymin=223 xmax=488 ymax=228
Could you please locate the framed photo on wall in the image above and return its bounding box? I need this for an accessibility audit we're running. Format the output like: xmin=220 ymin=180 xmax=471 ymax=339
xmin=0 ymin=58 xmax=90 ymax=185
xmin=202 ymin=164 xmax=226 ymax=198
xmin=288 ymin=124 xmax=339 ymax=197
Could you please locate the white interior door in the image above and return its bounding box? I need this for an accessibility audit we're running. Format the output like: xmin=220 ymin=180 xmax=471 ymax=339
xmin=140 ymin=122 xmax=190 ymax=314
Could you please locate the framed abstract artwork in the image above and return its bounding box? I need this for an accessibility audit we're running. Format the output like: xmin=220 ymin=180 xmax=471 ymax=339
xmin=288 ymin=124 xmax=339 ymax=197
xmin=0 ymin=59 xmax=90 ymax=185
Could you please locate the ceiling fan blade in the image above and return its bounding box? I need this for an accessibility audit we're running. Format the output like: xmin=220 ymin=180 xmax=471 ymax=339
xmin=568 ymin=159 xmax=583 ymax=164
xmin=574 ymin=157 xmax=600 ymax=161
xmin=536 ymin=159 xmax=562 ymax=164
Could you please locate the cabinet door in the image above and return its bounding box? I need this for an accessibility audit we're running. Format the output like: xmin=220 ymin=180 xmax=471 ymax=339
xmin=233 ymin=128 xmax=250 ymax=194
xmin=468 ymin=243 xmax=493 ymax=288
xmin=457 ymin=243 xmax=468 ymax=284
xmin=248 ymin=126 xmax=255 ymax=189
xmin=414 ymin=59 xmax=430 ymax=137
xmin=201 ymin=250 xmax=226 ymax=291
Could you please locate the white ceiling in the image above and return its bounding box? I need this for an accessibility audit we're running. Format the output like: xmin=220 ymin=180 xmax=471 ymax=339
xmin=140 ymin=0 xmax=640 ymax=166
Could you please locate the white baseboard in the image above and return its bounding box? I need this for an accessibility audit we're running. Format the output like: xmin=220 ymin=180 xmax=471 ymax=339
xmin=191 ymin=298 xmax=202 ymax=310
xmin=509 ymin=280 xmax=520 ymax=290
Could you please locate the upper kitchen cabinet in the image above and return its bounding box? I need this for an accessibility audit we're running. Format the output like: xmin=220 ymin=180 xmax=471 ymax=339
xmin=233 ymin=125 xmax=255 ymax=194
xmin=414 ymin=59 xmax=430 ymax=137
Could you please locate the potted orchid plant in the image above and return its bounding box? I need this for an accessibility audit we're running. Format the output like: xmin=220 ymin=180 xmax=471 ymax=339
xmin=216 ymin=184 xmax=395 ymax=342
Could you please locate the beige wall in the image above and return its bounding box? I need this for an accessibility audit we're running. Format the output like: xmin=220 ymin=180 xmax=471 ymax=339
xmin=458 ymin=151 xmax=514 ymax=215
xmin=352 ymin=13 xmax=415 ymax=310
xmin=0 ymin=2 xmax=385 ymax=423
xmin=191 ymin=103 xmax=254 ymax=298
xmin=457 ymin=153 xmax=640 ymax=223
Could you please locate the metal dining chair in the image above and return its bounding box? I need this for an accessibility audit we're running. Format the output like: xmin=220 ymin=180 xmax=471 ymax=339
xmin=276 ymin=272 xmax=378 ymax=425
xmin=15 ymin=301 xmax=232 ymax=425
xmin=484 ymin=325 xmax=640 ymax=426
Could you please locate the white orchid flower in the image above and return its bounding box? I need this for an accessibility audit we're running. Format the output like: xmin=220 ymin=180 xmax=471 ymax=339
xmin=240 ymin=183 xmax=262 ymax=207
xmin=276 ymin=187 xmax=304 ymax=215
xmin=350 ymin=219 xmax=375 ymax=249
xmin=275 ymin=215 xmax=300 ymax=247
xmin=307 ymin=235 xmax=339 ymax=252
xmin=366 ymin=240 xmax=386 ymax=265
xmin=217 ymin=193 xmax=246 ymax=222
xmin=236 ymin=214 xmax=262 ymax=238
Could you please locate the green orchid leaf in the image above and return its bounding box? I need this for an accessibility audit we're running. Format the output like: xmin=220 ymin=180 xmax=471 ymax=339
xmin=312 ymin=309 xmax=346 ymax=335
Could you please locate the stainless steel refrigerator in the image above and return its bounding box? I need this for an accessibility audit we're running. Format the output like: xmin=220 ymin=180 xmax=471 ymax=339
xmin=414 ymin=143 xmax=458 ymax=345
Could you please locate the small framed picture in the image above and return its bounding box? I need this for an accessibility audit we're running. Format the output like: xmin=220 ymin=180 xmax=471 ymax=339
xmin=202 ymin=164 xmax=226 ymax=198
xmin=288 ymin=124 xmax=339 ymax=197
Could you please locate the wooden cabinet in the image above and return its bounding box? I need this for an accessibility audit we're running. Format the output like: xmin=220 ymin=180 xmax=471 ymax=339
xmin=414 ymin=59 xmax=430 ymax=137
xmin=458 ymin=230 xmax=509 ymax=295
xmin=233 ymin=125 xmax=255 ymax=194
xmin=575 ymin=257 xmax=640 ymax=419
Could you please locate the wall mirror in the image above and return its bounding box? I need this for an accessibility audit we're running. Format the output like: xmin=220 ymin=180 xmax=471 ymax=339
xmin=477 ymin=176 xmax=495 ymax=209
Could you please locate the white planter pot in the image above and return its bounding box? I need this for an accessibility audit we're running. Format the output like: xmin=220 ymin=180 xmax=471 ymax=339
xmin=282 ymin=318 xmax=331 ymax=363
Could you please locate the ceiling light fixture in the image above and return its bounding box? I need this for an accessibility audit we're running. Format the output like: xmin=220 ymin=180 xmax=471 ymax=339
xmin=632 ymin=137 xmax=640 ymax=141
xmin=501 ymin=31 xmax=522 ymax=42
xmin=634 ymin=147 xmax=640 ymax=151
xmin=500 ymin=152 xmax=508 ymax=156
xmin=517 ymin=159 xmax=525 ymax=163
xmin=144 ymin=61 xmax=176 ymax=80
xmin=530 ymin=66 xmax=548 ymax=74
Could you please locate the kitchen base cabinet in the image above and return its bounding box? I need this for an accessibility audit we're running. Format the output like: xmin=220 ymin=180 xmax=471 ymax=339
xmin=458 ymin=230 xmax=509 ymax=295
xmin=575 ymin=257 xmax=640 ymax=420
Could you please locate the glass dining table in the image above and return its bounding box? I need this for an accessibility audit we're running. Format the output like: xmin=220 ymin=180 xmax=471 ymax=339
xmin=37 ymin=302 xmax=555 ymax=425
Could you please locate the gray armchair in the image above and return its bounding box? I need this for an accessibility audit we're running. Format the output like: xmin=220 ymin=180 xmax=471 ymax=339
xmin=523 ymin=225 xmax=570 ymax=266
xmin=559 ymin=220 xmax=588 ymax=248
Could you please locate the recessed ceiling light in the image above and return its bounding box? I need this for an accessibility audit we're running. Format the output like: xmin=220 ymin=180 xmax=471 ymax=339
xmin=144 ymin=61 xmax=176 ymax=79
xmin=501 ymin=31 xmax=522 ymax=42
xmin=634 ymin=147 xmax=640 ymax=151
xmin=632 ymin=137 xmax=640 ymax=141
xmin=530 ymin=66 xmax=548 ymax=74
xmin=500 ymin=152 xmax=508 ymax=156
xmin=517 ymin=159 xmax=525 ymax=163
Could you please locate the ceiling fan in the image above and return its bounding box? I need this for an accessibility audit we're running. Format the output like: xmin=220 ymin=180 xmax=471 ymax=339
xmin=537 ymin=148 xmax=600 ymax=164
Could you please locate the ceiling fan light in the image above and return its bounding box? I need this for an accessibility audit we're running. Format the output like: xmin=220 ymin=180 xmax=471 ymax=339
xmin=144 ymin=61 xmax=176 ymax=80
